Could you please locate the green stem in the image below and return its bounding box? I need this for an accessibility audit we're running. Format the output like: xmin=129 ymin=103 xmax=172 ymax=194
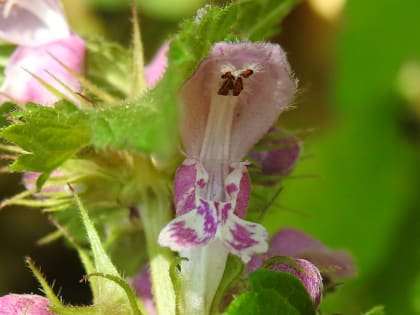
xmin=139 ymin=190 xmax=176 ymax=315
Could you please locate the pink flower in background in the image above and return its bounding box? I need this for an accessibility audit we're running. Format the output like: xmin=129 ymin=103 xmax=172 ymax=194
xmin=144 ymin=42 xmax=169 ymax=87
xmin=248 ymin=227 xmax=356 ymax=282
xmin=249 ymin=128 xmax=301 ymax=185
xmin=0 ymin=0 xmax=70 ymax=46
xmin=0 ymin=0 xmax=85 ymax=105
xmin=0 ymin=35 xmax=85 ymax=105
xmin=132 ymin=266 xmax=156 ymax=315
xmin=21 ymin=170 xmax=72 ymax=194
xmin=268 ymin=258 xmax=323 ymax=307
xmin=0 ymin=294 xmax=56 ymax=315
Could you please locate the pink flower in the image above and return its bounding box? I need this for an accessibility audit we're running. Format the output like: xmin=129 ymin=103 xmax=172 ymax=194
xmin=157 ymin=41 xmax=296 ymax=314
xmin=158 ymin=42 xmax=296 ymax=262
xmin=0 ymin=35 xmax=85 ymax=105
xmin=0 ymin=0 xmax=85 ymax=105
xmin=248 ymin=228 xmax=356 ymax=282
xmin=0 ymin=294 xmax=56 ymax=315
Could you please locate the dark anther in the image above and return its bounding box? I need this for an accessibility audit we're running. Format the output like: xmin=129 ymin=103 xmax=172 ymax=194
xmin=221 ymin=71 xmax=235 ymax=79
xmin=232 ymin=77 xmax=243 ymax=96
xmin=218 ymin=69 xmax=253 ymax=96
xmin=218 ymin=75 xmax=235 ymax=95
xmin=240 ymin=69 xmax=254 ymax=78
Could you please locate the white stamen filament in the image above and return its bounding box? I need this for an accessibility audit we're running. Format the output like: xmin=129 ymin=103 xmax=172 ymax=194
xmin=200 ymin=93 xmax=238 ymax=199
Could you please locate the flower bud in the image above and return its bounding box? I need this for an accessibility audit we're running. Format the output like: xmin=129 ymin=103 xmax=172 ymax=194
xmin=269 ymin=258 xmax=323 ymax=307
xmin=250 ymin=128 xmax=300 ymax=185
xmin=132 ymin=266 xmax=156 ymax=315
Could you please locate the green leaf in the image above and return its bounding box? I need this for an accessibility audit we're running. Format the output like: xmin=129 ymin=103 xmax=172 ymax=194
xmin=85 ymin=273 xmax=144 ymax=315
xmin=224 ymin=268 xmax=314 ymax=315
xmin=224 ymin=289 xmax=299 ymax=315
xmin=224 ymin=292 xmax=260 ymax=315
xmin=0 ymin=102 xmax=17 ymax=128
xmin=0 ymin=43 xmax=15 ymax=82
xmin=0 ymin=101 xmax=90 ymax=173
xmin=25 ymin=257 xmax=63 ymax=308
xmin=249 ymin=269 xmax=315 ymax=315
xmin=50 ymin=305 xmax=99 ymax=315
xmin=211 ymin=255 xmax=245 ymax=314
xmin=89 ymin=100 xmax=169 ymax=154
xmin=74 ymin=191 xmax=119 ymax=278
xmin=129 ymin=3 xmax=147 ymax=99
xmin=72 ymin=190 xmax=140 ymax=314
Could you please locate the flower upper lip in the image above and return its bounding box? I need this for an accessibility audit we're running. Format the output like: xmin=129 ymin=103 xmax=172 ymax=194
xmin=180 ymin=41 xmax=297 ymax=163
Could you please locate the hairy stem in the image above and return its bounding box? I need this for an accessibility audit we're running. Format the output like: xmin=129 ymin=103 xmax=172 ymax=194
xmin=139 ymin=190 xmax=176 ymax=315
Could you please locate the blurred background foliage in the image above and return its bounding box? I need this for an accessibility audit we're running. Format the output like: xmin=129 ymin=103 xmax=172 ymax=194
xmin=0 ymin=0 xmax=419 ymax=314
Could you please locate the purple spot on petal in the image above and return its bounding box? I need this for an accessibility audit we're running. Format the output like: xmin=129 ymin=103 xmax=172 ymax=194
xmin=197 ymin=200 xmax=218 ymax=234
xmin=168 ymin=221 xmax=202 ymax=246
xmin=221 ymin=203 xmax=232 ymax=223
xmin=233 ymin=169 xmax=250 ymax=218
xmin=227 ymin=223 xmax=258 ymax=250
xmin=226 ymin=183 xmax=238 ymax=195
xmin=159 ymin=200 xmax=220 ymax=250
xmin=169 ymin=221 xmax=213 ymax=248
xmin=179 ymin=193 xmax=195 ymax=216
xmin=174 ymin=162 xmax=197 ymax=215
xmin=197 ymin=178 xmax=206 ymax=188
